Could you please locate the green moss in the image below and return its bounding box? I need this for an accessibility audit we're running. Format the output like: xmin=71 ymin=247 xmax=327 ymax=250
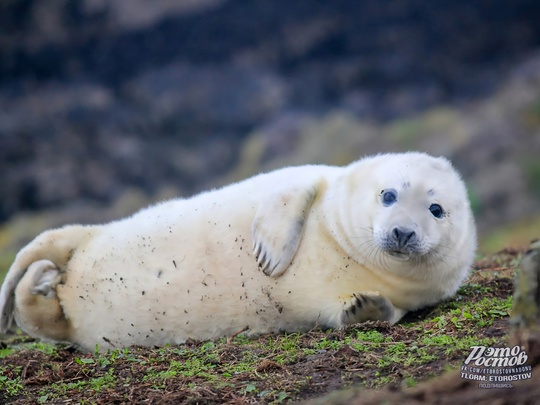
xmin=42 ymin=368 xmax=117 ymax=398
xmin=313 ymin=337 xmax=344 ymax=351
xmin=0 ymin=372 xmax=23 ymax=397
xmin=0 ymin=348 xmax=14 ymax=358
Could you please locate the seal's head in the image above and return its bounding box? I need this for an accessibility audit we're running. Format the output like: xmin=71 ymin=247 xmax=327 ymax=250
xmin=342 ymin=152 xmax=476 ymax=287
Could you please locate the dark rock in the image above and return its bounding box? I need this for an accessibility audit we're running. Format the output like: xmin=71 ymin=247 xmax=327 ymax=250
xmin=1 ymin=0 xmax=540 ymax=235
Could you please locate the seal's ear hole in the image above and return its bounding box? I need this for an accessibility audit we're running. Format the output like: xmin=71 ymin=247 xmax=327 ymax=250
xmin=381 ymin=189 xmax=398 ymax=206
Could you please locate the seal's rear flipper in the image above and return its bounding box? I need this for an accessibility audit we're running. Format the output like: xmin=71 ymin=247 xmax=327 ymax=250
xmin=28 ymin=260 xmax=62 ymax=298
xmin=252 ymin=182 xmax=320 ymax=278
xmin=14 ymin=259 xmax=73 ymax=342
xmin=0 ymin=225 xmax=89 ymax=333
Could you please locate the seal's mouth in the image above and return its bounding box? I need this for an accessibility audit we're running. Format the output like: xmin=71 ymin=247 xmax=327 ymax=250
xmin=387 ymin=250 xmax=411 ymax=261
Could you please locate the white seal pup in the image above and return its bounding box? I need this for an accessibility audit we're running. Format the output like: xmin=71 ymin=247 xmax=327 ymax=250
xmin=0 ymin=152 xmax=476 ymax=352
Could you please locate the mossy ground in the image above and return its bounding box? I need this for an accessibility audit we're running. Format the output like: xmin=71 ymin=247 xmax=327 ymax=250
xmin=0 ymin=248 xmax=521 ymax=404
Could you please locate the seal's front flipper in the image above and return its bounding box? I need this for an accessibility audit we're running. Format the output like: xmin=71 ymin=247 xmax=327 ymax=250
xmin=341 ymin=292 xmax=406 ymax=325
xmin=252 ymin=182 xmax=319 ymax=278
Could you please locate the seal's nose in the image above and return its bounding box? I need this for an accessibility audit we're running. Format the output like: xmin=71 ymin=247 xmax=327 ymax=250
xmin=392 ymin=227 xmax=416 ymax=249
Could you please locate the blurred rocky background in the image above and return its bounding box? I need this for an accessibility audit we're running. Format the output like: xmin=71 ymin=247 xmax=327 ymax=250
xmin=1 ymin=0 xmax=540 ymax=264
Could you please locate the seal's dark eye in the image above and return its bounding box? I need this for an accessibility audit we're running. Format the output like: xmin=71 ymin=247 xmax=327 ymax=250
xmin=429 ymin=203 xmax=444 ymax=218
xmin=381 ymin=189 xmax=397 ymax=206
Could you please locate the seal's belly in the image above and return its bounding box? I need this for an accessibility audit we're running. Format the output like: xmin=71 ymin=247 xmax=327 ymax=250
xmin=56 ymin=235 xmax=316 ymax=349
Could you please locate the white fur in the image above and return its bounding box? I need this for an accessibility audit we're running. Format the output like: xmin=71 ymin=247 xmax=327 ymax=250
xmin=0 ymin=152 xmax=476 ymax=351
